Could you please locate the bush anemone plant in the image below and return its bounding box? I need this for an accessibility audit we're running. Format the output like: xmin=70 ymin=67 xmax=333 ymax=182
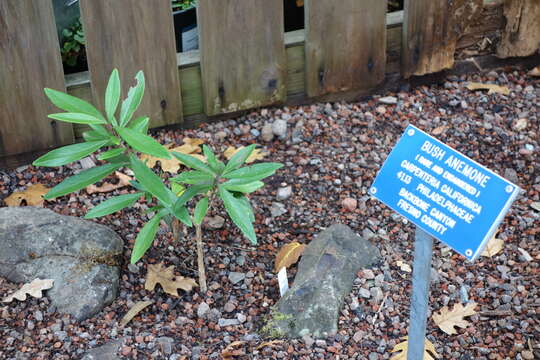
xmin=33 ymin=69 xmax=282 ymax=292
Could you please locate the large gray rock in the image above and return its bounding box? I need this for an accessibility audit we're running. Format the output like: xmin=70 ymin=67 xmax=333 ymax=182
xmin=0 ymin=207 xmax=122 ymax=320
xmin=262 ymin=224 xmax=380 ymax=338
xmin=82 ymin=339 xmax=124 ymax=360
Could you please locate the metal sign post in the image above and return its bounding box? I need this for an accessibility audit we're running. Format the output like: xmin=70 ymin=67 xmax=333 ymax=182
xmin=407 ymin=227 xmax=434 ymax=359
xmin=369 ymin=124 xmax=520 ymax=358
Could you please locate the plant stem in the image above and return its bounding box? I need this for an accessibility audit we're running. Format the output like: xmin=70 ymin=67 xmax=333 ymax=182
xmin=195 ymin=223 xmax=207 ymax=293
xmin=172 ymin=218 xmax=182 ymax=242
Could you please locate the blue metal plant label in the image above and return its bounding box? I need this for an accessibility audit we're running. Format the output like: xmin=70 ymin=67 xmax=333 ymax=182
xmin=370 ymin=124 xmax=520 ymax=261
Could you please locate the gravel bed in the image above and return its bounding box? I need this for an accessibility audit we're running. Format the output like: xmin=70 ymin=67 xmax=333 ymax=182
xmin=0 ymin=69 xmax=538 ymax=359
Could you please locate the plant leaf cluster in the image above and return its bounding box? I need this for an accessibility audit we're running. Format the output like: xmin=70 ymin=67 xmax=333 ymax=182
xmin=33 ymin=69 xmax=282 ymax=265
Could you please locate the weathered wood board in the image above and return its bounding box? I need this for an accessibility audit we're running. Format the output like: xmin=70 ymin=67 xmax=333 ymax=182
xmin=401 ymin=0 xmax=482 ymax=78
xmin=497 ymin=0 xmax=540 ymax=58
xmin=0 ymin=1 xmax=73 ymax=157
xmin=305 ymin=0 xmax=387 ymax=97
xmin=80 ymin=0 xmax=182 ymax=128
xmin=197 ymin=0 xmax=287 ymax=116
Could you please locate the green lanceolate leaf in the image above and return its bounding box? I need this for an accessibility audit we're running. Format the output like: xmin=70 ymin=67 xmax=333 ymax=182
xmin=85 ymin=192 xmax=143 ymax=219
xmin=131 ymin=211 xmax=163 ymax=264
xmin=222 ymin=162 xmax=283 ymax=182
xmin=171 ymin=170 xmax=214 ymax=185
xmin=222 ymin=180 xmax=264 ymax=194
xmin=171 ymin=182 xmax=186 ymax=196
xmin=33 ymin=140 xmax=109 ymax=167
xmin=129 ymin=155 xmax=175 ymax=207
xmin=172 ymin=205 xmax=192 ymax=227
xmin=235 ymin=193 xmax=255 ymax=222
xmin=119 ymin=71 xmax=145 ymax=127
xmin=218 ymin=186 xmax=257 ymax=244
xmin=117 ymin=127 xmax=171 ymax=159
xmin=105 ymin=69 xmax=121 ymax=125
xmin=128 ymin=116 xmax=150 ymax=134
xmin=83 ymin=130 xmax=109 ymax=142
xmin=97 ymin=148 xmax=125 ymax=161
xmin=88 ymin=124 xmax=111 ymax=138
xmin=223 ymin=144 xmax=256 ymax=174
xmin=48 ymin=112 xmax=106 ymax=125
xmin=172 ymin=151 xmax=214 ymax=175
xmin=44 ymin=162 xmax=122 ymax=199
xmin=44 ymin=88 xmax=105 ymax=121
xmin=173 ymin=184 xmax=212 ymax=210
xmin=203 ymin=145 xmax=225 ymax=174
xmin=194 ymin=197 xmax=209 ymax=225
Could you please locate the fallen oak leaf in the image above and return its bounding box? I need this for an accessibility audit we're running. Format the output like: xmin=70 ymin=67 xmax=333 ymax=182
xmin=223 ymin=146 xmax=267 ymax=163
xmin=432 ymin=302 xmax=477 ymax=335
xmin=145 ymin=263 xmax=197 ymax=296
xmin=481 ymin=233 xmax=504 ymax=257
xmin=2 ymin=278 xmax=54 ymax=303
xmin=221 ymin=341 xmax=246 ymax=359
xmin=119 ymin=300 xmax=153 ymax=327
xmin=4 ymin=184 xmax=50 ymax=206
xmin=274 ymin=241 xmax=306 ymax=272
xmin=86 ymin=171 xmax=131 ymax=194
xmin=140 ymin=140 xmax=205 ymax=173
xmin=466 ymin=82 xmax=510 ymax=95
xmin=390 ymin=336 xmax=439 ymax=359
xmin=256 ymin=340 xmax=285 ymax=350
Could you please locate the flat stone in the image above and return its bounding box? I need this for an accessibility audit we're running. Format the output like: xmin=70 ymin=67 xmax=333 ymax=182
xmin=270 ymin=202 xmax=288 ymax=218
xmin=277 ymin=186 xmax=292 ymax=201
xmin=197 ymin=302 xmax=210 ymax=318
xmin=82 ymin=339 xmax=124 ymax=360
xmin=0 ymin=207 xmax=122 ymax=320
xmin=157 ymin=337 xmax=174 ymax=355
xmin=228 ymin=272 xmax=246 ymax=285
xmin=218 ymin=318 xmax=240 ymax=327
xmin=261 ymin=123 xmax=275 ymax=142
xmin=262 ymin=224 xmax=380 ymax=338
xmin=204 ymin=216 xmax=225 ymax=230
xmin=378 ymin=96 xmax=397 ymax=105
xmin=272 ymin=119 xmax=288 ymax=139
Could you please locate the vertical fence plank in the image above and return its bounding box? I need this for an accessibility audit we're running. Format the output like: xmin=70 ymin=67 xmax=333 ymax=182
xmin=401 ymin=0 xmax=482 ymax=78
xmin=305 ymin=0 xmax=387 ymax=97
xmin=0 ymin=0 xmax=73 ymax=157
xmin=497 ymin=0 xmax=540 ymax=58
xmin=198 ymin=0 xmax=286 ymax=116
xmin=80 ymin=0 xmax=182 ymax=128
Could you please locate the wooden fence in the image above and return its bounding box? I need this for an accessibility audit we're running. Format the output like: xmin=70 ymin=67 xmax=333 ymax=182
xmin=1 ymin=0 xmax=538 ymax=167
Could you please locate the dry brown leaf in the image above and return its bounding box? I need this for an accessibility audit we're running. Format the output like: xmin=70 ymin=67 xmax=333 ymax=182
xmin=2 ymin=278 xmax=54 ymax=303
xmin=528 ymin=66 xmax=540 ymax=77
xmin=221 ymin=341 xmax=246 ymax=359
xmin=256 ymin=340 xmax=285 ymax=350
xmin=119 ymin=300 xmax=153 ymax=327
xmin=466 ymin=82 xmax=510 ymax=95
xmin=390 ymin=336 xmax=439 ymax=359
xmin=481 ymin=234 xmax=504 ymax=257
xmin=396 ymin=260 xmax=412 ymax=273
xmin=140 ymin=139 xmax=205 ymax=173
xmin=86 ymin=172 xmax=131 ymax=194
xmin=432 ymin=302 xmax=477 ymax=335
xmin=432 ymin=125 xmax=448 ymax=136
xmin=145 ymin=263 xmax=197 ymax=296
xmin=4 ymin=184 xmax=50 ymax=206
xmin=274 ymin=242 xmax=306 ymax=272
xmin=223 ymin=146 xmax=267 ymax=163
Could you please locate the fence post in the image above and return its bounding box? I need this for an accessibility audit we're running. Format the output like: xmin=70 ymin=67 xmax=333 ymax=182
xmin=80 ymin=0 xmax=182 ymax=128
xmin=305 ymin=0 xmax=387 ymax=97
xmin=197 ymin=0 xmax=287 ymax=116
xmin=401 ymin=0 xmax=482 ymax=78
xmin=497 ymin=0 xmax=540 ymax=58
xmin=0 ymin=0 xmax=74 ymax=158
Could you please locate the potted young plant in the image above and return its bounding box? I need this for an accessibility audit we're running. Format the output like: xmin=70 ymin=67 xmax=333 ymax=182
xmin=171 ymin=0 xmax=198 ymax=52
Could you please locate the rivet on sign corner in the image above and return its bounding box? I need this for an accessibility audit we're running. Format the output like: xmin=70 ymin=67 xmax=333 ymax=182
xmin=407 ymin=128 xmax=415 ymax=136
xmin=465 ymin=249 xmax=473 ymax=257
xmin=505 ymin=185 xmax=514 ymax=193
xmin=370 ymin=187 xmax=377 ymax=194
